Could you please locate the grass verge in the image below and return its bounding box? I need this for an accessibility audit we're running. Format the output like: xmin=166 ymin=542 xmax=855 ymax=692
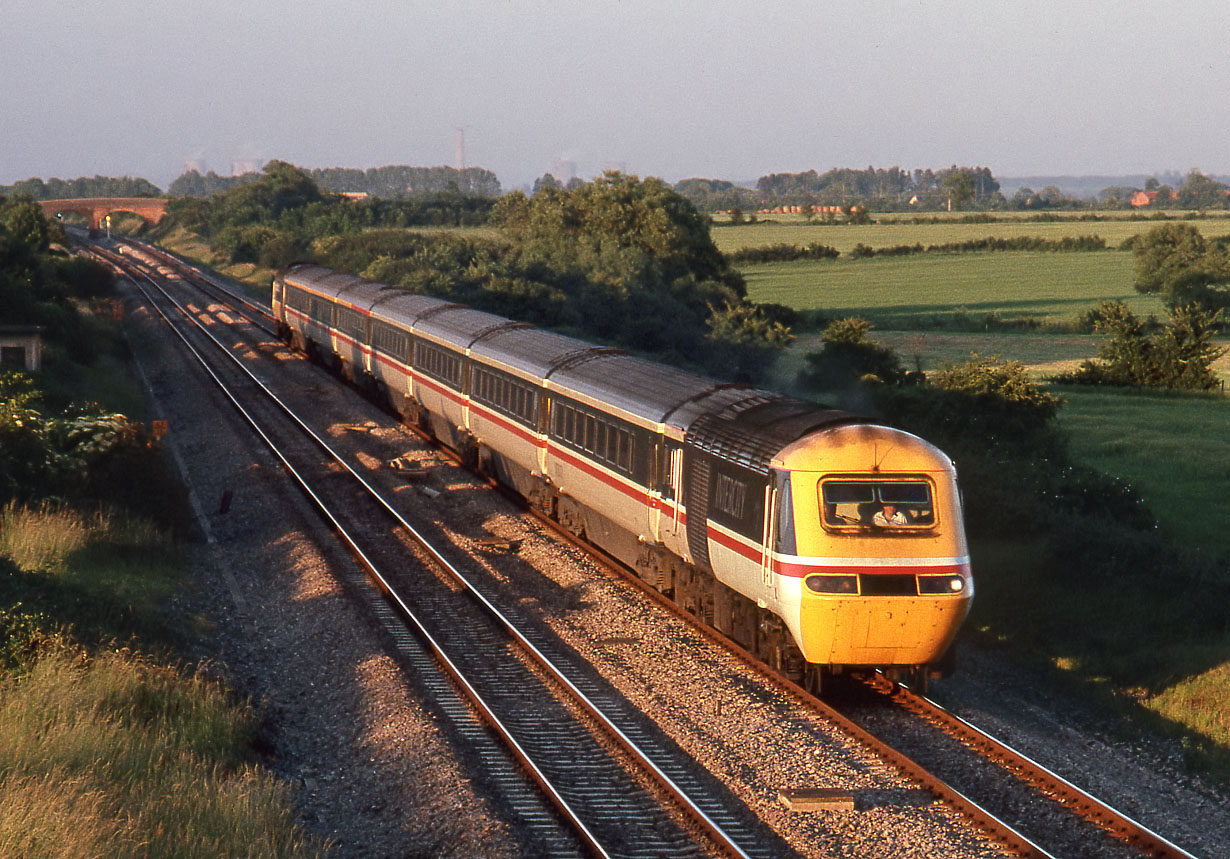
xmin=0 ymin=504 xmax=324 ymax=857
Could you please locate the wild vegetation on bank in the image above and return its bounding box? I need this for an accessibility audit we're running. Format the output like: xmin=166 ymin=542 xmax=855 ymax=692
xmin=0 ymin=194 xmax=324 ymax=856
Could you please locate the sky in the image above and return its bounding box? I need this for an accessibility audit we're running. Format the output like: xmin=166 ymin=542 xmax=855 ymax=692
xmin=4 ymin=1 xmax=1229 ymax=192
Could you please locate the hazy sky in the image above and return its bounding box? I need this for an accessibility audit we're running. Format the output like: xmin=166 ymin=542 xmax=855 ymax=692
xmin=4 ymin=1 xmax=1228 ymax=190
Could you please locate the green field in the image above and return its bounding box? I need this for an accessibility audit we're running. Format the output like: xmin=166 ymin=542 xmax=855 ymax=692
xmin=742 ymin=250 xmax=1153 ymax=327
xmin=713 ymin=214 xmax=1230 ymax=255
xmin=1056 ymin=387 xmax=1230 ymax=559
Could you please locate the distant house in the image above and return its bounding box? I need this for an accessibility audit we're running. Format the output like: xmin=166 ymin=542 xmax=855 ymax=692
xmin=0 ymin=326 xmax=44 ymax=371
xmin=1129 ymin=190 xmax=1177 ymax=207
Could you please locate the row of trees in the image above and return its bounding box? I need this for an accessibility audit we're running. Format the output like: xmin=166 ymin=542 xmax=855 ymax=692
xmin=675 ymin=168 xmax=1230 ymax=215
xmin=752 ymin=165 xmax=1001 ymax=211
xmin=154 ymin=164 xmax=793 ymax=382
xmin=1017 ymin=171 xmax=1230 ymax=211
xmin=0 ymin=175 xmax=162 ymax=200
xmin=169 ymin=165 xmax=501 ymax=199
xmin=162 ymin=160 xmax=497 ymax=269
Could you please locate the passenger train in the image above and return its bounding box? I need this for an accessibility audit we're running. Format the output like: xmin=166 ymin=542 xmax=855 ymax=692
xmin=273 ymin=263 xmax=973 ymax=691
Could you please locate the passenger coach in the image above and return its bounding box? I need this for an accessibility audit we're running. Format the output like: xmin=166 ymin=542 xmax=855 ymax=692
xmin=274 ymin=263 xmax=973 ymax=691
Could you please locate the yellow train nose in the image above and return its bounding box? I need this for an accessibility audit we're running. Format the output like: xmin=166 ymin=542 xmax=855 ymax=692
xmin=799 ymin=593 xmax=972 ymax=665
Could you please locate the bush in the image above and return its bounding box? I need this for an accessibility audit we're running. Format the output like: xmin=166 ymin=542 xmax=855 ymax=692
xmin=726 ymin=242 xmax=839 ymax=264
xmin=797 ymin=318 xmax=906 ymax=391
xmin=1057 ymin=302 xmax=1226 ymax=390
xmin=873 ymin=354 xmax=1064 ymax=477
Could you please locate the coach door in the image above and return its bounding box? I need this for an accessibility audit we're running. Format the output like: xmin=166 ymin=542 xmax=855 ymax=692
xmin=761 ymin=470 xmax=793 ymax=591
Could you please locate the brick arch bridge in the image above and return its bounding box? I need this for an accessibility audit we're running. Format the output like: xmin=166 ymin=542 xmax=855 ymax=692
xmin=38 ymin=197 xmax=169 ymax=230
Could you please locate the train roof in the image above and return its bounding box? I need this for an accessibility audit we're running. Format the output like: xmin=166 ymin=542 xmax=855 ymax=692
xmin=687 ymin=394 xmax=858 ymax=473
xmin=336 ymin=279 xmax=399 ymax=311
xmin=413 ymin=305 xmax=529 ymax=350
xmin=281 ymin=264 xmax=368 ymax=298
xmin=369 ymin=291 xmax=458 ymax=328
xmin=548 ymin=352 xmax=725 ymax=426
xmin=470 ymin=325 xmax=599 ymax=380
xmin=280 ymin=264 xmax=861 ymax=465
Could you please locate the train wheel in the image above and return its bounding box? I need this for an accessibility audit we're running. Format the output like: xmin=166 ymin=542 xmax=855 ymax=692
xmin=803 ymin=665 xmax=826 ymax=697
xmin=887 ymin=666 xmax=928 ymax=695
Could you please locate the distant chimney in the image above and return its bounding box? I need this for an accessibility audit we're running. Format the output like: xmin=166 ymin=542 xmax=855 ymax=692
xmin=454 ymin=128 xmax=466 ymax=171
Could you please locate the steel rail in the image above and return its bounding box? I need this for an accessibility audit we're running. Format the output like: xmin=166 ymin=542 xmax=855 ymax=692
xmin=111 ymin=251 xmax=757 ymax=859
xmin=113 ymin=254 xmax=613 ymax=857
xmin=122 ymin=238 xmax=277 ymax=328
xmin=522 ymin=503 xmax=1060 ymax=859
xmin=884 ymin=678 xmax=1202 ymax=859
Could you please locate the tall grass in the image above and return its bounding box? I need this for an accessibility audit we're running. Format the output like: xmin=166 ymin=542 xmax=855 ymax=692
xmin=0 ymin=505 xmax=324 ymax=857
xmin=0 ymin=648 xmax=323 ymax=858
xmin=0 ymin=503 xmax=185 ymax=649
xmin=0 ymin=503 xmax=93 ymax=573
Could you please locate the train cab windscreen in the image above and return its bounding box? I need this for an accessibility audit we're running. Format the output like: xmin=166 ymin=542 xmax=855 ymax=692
xmin=821 ymin=480 xmax=935 ymax=529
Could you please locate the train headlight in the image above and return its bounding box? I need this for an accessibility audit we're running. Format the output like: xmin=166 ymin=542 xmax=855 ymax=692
xmin=918 ymin=575 xmax=965 ymax=595
xmin=806 ymin=575 xmax=858 ymax=595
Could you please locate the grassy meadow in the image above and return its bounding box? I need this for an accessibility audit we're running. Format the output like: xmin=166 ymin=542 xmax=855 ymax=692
xmin=712 ymin=212 xmax=1230 ymax=256
xmin=743 ymin=251 xmax=1150 ymax=328
xmin=1056 ymin=388 xmax=1230 ymax=559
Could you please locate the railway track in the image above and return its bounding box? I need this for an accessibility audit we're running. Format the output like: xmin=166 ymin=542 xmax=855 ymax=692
xmin=544 ymin=499 xmax=1204 ymax=859
xmin=856 ymin=676 xmax=1201 ymax=859
xmin=91 ymin=241 xmax=785 ymax=858
xmin=91 ymin=238 xmax=1210 ymax=858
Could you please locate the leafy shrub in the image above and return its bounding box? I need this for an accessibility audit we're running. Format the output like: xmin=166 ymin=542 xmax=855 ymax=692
xmin=726 ymin=242 xmax=839 ymax=264
xmin=1057 ymin=302 xmax=1226 ymax=390
xmin=874 ymin=354 xmax=1064 ymax=479
xmin=797 ymin=318 xmax=907 ymax=391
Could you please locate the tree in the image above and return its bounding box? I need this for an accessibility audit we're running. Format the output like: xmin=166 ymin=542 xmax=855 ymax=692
xmin=1062 ymin=301 xmax=1227 ymax=390
xmin=1176 ymin=170 xmax=1228 ymax=209
xmin=1132 ymin=223 xmax=1230 ymax=308
xmin=941 ymin=169 xmax=974 ymax=211
xmin=704 ymin=302 xmax=794 ymax=382
xmin=532 ymin=173 xmax=563 ymax=194
xmin=484 ymin=173 xmax=792 ymax=379
xmin=0 ymin=197 xmax=51 ymax=253
xmin=797 ymin=318 xmax=906 ymax=391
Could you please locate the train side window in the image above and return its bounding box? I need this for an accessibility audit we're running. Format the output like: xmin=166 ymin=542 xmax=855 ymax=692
xmin=371 ymin=322 xmax=409 ymax=360
xmin=774 ymin=473 xmax=796 ymax=555
xmin=415 ymin=342 xmax=463 ymax=387
xmin=285 ymin=286 xmax=310 ymax=312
